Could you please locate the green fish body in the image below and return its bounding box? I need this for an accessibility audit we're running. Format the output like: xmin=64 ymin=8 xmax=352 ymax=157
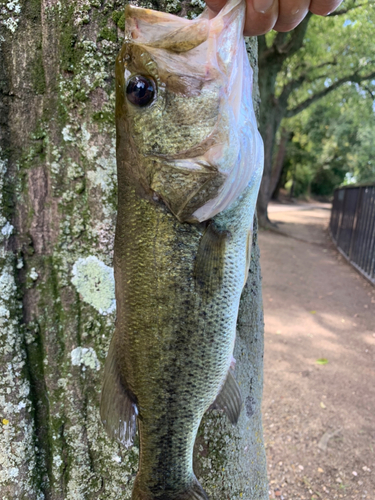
xmin=100 ymin=1 xmax=263 ymax=499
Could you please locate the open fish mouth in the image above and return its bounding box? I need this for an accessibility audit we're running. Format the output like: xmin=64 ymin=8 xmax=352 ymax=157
xmin=120 ymin=0 xmax=263 ymax=222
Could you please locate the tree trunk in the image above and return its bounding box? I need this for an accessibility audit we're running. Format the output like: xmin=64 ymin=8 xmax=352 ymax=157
xmin=269 ymin=128 xmax=292 ymax=200
xmin=0 ymin=1 xmax=267 ymax=499
xmin=256 ymin=21 xmax=310 ymax=227
xmin=272 ymin=159 xmax=289 ymax=201
xmin=256 ymin=54 xmax=283 ymax=228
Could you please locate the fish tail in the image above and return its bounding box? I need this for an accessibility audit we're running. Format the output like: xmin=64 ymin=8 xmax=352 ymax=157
xmin=175 ymin=483 xmax=209 ymax=500
xmin=132 ymin=477 xmax=208 ymax=500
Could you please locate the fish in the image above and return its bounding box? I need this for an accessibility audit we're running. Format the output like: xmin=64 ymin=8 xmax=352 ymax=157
xmin=100 ymin=0 xmax=264 ymax=498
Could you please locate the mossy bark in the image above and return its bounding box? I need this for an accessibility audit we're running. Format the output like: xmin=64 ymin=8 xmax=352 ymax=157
xmin=0 ymin=1 xmax=267 ymax=498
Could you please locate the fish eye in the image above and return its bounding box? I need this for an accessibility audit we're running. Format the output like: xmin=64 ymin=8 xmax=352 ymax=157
xmin=126 ymin=75 xmax=155 ymax=107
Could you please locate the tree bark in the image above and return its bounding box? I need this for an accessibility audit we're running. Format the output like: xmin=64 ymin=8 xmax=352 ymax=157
xmin=0 ymin=1 xmax=267 ymax=498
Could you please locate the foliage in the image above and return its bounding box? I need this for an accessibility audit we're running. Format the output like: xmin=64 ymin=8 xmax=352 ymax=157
xmin=275 ymin=1 xmax=375 ymax=119
xmin=257 ymin=0 xmax=375 ymax=223
xmin=280 ymin=82 xmax=375 ymax=198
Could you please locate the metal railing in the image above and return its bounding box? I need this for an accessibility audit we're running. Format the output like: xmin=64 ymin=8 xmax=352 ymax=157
xmin=330 ymin=185 xmax=375 ymax=285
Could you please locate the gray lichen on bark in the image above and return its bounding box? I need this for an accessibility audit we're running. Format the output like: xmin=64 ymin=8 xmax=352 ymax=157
xmin=0 ymin=151 xmax=42 ymax=499
xmin=0 ymin=0 xmax=267 ymax=498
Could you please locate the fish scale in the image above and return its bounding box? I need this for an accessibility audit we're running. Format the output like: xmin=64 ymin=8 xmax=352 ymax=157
xmin=100 ymin=0 xmax=263 ymax=498
xmin=114 ymin=185 xmax=251 ymax=497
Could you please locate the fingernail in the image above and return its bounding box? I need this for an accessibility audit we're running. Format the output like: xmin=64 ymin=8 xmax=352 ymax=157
xmin=253 ymin=0 xmax=274 ymax=14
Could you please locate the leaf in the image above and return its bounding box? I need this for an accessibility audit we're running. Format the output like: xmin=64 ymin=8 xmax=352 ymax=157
xmin=320 ymin=401 xmax=326 ymax=409
xmin=316 ymin=358 xmax=328 ymax=365
xmin=310 ymin=310 xmax=317 ymax=314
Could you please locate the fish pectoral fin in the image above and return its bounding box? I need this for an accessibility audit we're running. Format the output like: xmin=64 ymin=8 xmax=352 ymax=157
xmin=212 ymin=370 xmax=243 ymax=425
xmin=194 ymin=222 xmax=230 ymax=297
xmin=100 ymin=333 xmax=138 ymax=448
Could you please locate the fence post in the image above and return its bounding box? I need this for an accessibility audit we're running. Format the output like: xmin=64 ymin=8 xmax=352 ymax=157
xmin=330 ymin=185 xmax=375 ymax=285
xmin=336 ymin=188 xmax=347 ymax=247
xmin=348 ymin=187 xmax=362 ymax=260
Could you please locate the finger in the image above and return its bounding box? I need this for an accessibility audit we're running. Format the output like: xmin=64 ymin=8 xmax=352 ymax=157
xmin=244 ymin=0 xmax=280 ymax=36
xmin=309 ymin=0 xmax=343 ymax=16
xmin=204 ymin=0 xmax=227 ymax=13
xmin=273 ymin=0 xmax=311 ymax=32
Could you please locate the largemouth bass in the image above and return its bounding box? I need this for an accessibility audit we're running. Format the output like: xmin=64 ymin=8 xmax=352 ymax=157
xmin=100 ymin=0 xmax=263 ymax=498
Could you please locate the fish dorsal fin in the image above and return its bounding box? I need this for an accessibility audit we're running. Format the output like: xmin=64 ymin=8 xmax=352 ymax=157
xmin=125 ymin=5 xmax=209 ymax=52
xmin=100 ymin=333 xmax=138 ymax=448
xmin=212 ymin=370 xmax=243 ymax=424
xmin=194 ymin=222 xmax=230 ymax=297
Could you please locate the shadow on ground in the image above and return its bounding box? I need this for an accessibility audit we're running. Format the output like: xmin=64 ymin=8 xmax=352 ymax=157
xmin=259 ymin=202 xmax=375 ymax=500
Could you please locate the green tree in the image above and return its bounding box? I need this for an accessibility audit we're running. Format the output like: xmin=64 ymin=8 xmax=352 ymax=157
xmin=0 ymin=1 xmax=267 ymax=498
xmin=257 ymin=0 xmax=375 ymax=227
xmin=277 ymin=82 xmax=375 ymax=198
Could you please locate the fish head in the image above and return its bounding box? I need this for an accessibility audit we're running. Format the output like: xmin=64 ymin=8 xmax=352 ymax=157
xmin=116 ymin=0 xmax=263 ymax=222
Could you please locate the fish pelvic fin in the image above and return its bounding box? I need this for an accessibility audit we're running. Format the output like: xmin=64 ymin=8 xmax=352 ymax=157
xmin=132 ymin=477 xmax=208 ymax=500
xmin=212 ymin=370 xmax=243 ymax=424
xmin=100 ymin=333 xmax=138 ymax=448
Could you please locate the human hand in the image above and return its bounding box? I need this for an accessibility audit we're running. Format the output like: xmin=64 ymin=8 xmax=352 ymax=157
xmin=205 ymin=0 xmax=343 ymax=36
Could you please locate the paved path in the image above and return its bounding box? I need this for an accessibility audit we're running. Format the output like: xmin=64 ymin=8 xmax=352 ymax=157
xmin=258 ymin=203 xmax=375 ymax=500
xmin=268 ymin=202 xmax=331 ymax=213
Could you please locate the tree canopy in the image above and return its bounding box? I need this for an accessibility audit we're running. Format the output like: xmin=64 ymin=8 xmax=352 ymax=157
xmin=277 ymin=1 xmax=375 ymax=119
xmin=278 ymin=82 xmax=375 ymax=198
xmin=257 ymin=0 xmax=375 ymax=225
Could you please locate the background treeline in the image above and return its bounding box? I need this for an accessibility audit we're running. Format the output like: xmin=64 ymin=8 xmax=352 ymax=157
xmin=258 ymin=0 xmax=375 ymax=225
xmin=275 ymin=84 xmax=375 ymax=200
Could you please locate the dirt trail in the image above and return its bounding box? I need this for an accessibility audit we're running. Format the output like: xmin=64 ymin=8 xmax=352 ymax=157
xmin=258 ymin=202 xmax=375 ymax=500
